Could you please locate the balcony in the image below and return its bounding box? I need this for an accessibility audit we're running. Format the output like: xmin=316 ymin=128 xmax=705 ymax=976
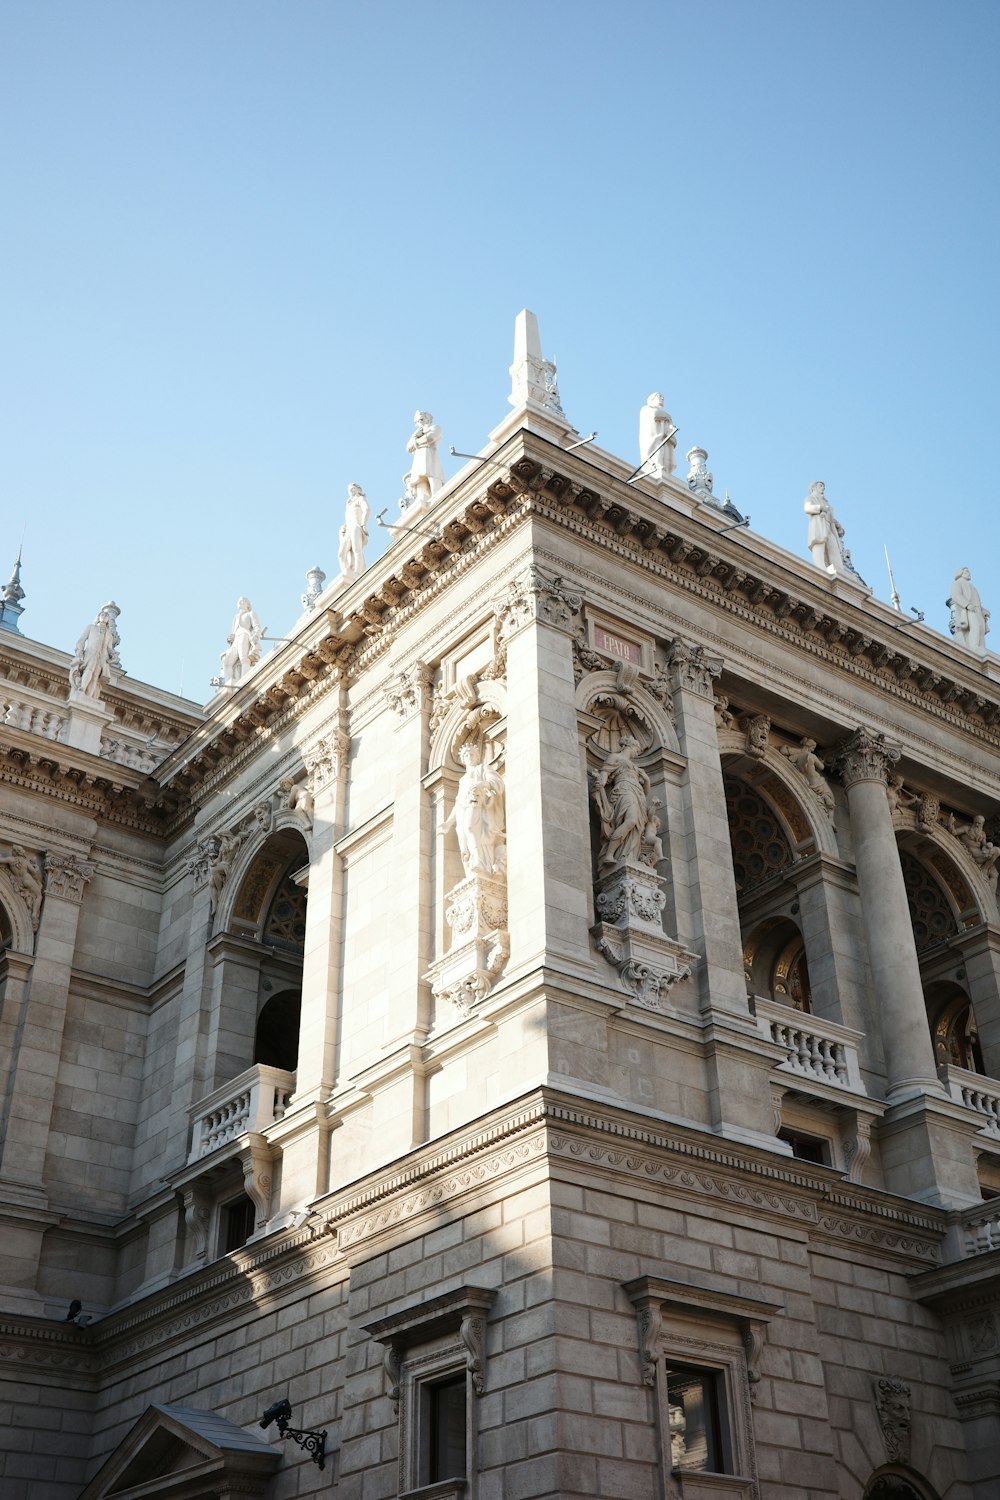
xmin=754 ymin=997 xmax=866 ymax=1097
xmin=939 ymin=1062 xmax=1000 ymax=1140
xmin=188 ymin=1064 xmax=295 ymax=1163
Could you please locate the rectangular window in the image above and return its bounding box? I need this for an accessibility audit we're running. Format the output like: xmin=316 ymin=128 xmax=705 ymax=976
xmin=220 ymin=1195 xmax=256 ymax=1253
xmin=423 ymin=1373 xmax=467 ymax=1484
xmin=665 ymin=1363 xmax=727 ymax=1472
xmin=778 ymin=1127 xmax=830 ymax=1165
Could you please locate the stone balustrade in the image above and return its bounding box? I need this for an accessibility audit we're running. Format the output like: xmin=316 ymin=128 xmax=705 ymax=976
xmin=939 ymin=1063 xmax=1000 ymax=1139
xmin=1 ymin=694 xmax=65 ymax=740
xmin=99 ymin=733 xmax=165 ymax=772
xmin=956 ymin=1200 xmax=1000 ymax=1257
xmin=755 ymin=997 xmax=866 ymax=1095
xmin=188 ymin=1064 xmax=295 ymax=1162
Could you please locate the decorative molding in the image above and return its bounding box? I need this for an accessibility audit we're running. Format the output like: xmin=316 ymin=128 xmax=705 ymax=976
xmin=383 ymin=659 xmax=434 ymax=720
xmin=495 ymin=563 xmax=582 ymax=641
xmin=667 ymin=637 xmax=723 ymax=698
xmin=362 ymin=1284 xmax=498 ymax=1405
xmin=305 ymin=726 xmax=350 ymax=795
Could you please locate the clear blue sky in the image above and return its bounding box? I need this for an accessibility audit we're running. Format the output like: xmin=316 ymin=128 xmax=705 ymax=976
xmin=2 ymin=0 xmax=997 ymax=698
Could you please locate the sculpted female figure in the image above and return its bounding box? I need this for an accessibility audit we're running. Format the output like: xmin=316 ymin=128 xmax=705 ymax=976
xmin=591 ymin=735 xmax=651 ymax=868
xmin=220 ymin=598 xmax=263 ymax=686
xmin=441 ymin=739 xmax=506 ymax=879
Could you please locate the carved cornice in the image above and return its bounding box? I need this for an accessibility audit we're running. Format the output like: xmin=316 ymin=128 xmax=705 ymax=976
xmin=0 ymin=741 xmax=169 ymax=835
xmin=0 ymin=1319 xmax=100 ymax=1377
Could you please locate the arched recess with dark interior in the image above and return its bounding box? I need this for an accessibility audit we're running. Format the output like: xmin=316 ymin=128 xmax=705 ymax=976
xmin=863 ymin=1467 xmax=942 ymax=1500
xmin=895 ymin=836 xmax=989 ymax=1080
xmin=723 ymin=764 xmax=815 ymax=1013
xmin=211 ymin=828 xmax=310 ymax=1090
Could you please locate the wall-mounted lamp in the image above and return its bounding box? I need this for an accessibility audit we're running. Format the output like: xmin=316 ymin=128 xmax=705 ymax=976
xmin=259 ymin=1397 xmax=327 ymax=1469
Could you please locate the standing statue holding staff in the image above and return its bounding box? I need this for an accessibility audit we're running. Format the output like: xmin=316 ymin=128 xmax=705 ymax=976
xmin=69 ymin=602 xmax=122 ymax=699
xmin=220 ymin=598 xmax=263 ymax=686
xmin=948 ymin=567 xmax=990 ymax=655
xmin=638 ymin=393 xmax=676 ymax=480
xmin=338 ymin=483 xmax=370 ymax=579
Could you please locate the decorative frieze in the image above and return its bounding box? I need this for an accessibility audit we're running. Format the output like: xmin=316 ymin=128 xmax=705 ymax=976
xmin=43 ymin=852 xmax=95 ymax=902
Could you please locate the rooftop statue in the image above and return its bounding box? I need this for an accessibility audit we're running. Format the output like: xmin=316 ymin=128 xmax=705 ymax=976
xmin=69 ymin=601 xmax=122 ymax=700
xmin=338 ymin=484 xmax=370 ymax=580
xmin=639 ymin=393 xmax=676 ymax=480
xmin=947 ymin=567 xmax=990 ymax=656
xmin=219 ymin=597 xmax=263 ymax=687
xmin=403 ymin=411 xmax=444 ymax=510
xmin=803 ymin=482 xmax=867 ymax=585
xmin=301 ymin=564 xmax=326 ymax=613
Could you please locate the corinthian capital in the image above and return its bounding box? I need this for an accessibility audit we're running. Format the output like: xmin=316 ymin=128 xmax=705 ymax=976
xmin=495 ymin=565 xmax=582 ymax=641
xmin=833 ymin=727 xmax=900 ymax=789
xmin=44 ymin=852 xmax=96 ymax=903
xmin=666 ymin=637 xmax=723 ymax=698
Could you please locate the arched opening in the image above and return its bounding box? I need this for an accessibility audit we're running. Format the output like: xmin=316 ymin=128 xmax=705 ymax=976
xmin=743 ymin=915 xmax=812 ymax=1013
xmin=0 ymin=900 xmax=12 ymax=953
xmin=724 ymin=775 xmax=795 ymax=899
xmin=253 ymin=989 xmax=302 ymax=1072
xmin=928 ymin=980 xmax=984 ymax=1074
xmin=863 ymin=1467 xmax=941 ymax=1500
xmin=897 ymin=844 xmax=984 ymax=1077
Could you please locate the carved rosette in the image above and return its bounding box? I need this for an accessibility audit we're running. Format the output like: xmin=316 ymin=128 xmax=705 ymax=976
xmin=384 ymin=659 xmax=434 ymax=720
xmin=43 ymin=852 xmax=96 ymax=903
xmin=495 ymin=564 xmax=582 ymax=642
xmin=427 ymin=874 xmax=510 ymax=1017
xmin=872 ymin=1375 xmax=911 ymax=1464
xmin=833 ymin=727 xmax=899 ymax=790
xmin=667 ymin=638 xmax=723 ymax=698
xmin=305 ymin=727 xmax=350 ymax=795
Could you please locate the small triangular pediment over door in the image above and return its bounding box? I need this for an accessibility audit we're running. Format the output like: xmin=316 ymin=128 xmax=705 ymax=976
xmin=79 ymin=1403 xmax=281 ymax=1499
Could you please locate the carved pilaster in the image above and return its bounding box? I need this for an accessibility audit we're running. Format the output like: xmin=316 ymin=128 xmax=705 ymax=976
xmin=666 ymin=637 xmax=723 ymax=698
xmin=43 ymin=852 xmax=95 ymax=903
xmin=833 ymin=727 xmax=900 ymax=789
xmin=383 ymin=659 xmax=434 ymax=720
xmin=872 ymin=1375 xmax=911 ymax=1464
xmin=495 ymin=564 xmax=582 ymax=642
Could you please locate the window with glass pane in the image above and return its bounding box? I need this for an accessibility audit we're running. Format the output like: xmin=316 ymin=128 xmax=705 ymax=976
xmin=424 ymin=1374 xmax=466 ymax=1483
xmin=665 ymin=1363 xmax=726 ymax=1472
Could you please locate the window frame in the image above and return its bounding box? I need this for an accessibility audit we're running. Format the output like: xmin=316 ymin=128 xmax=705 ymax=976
xmin=625 ymin=1275 xmax=780 ymax=1499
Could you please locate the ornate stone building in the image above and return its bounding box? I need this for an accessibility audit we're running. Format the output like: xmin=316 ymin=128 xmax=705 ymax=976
xmin=1 ymin=316 xmax=998 ymax=1499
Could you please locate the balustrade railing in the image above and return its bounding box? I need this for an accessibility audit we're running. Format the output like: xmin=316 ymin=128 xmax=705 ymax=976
xmin=1 ymin=695 xmax=65 ymax=740
xmin=755 ymin=997 xmax=866 ymax=1095
xmin=188 ymin=1064 xmax=295 ymax=1162
xmin=955 ymin=1200 xmax=1000 ymax=1257
xmin=939 ymin=1063 xmax=1000 ymax=1139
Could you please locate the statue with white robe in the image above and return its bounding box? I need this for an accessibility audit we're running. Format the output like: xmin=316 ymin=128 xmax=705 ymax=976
xmin=948 ymin=567 xmax=990 ymax=655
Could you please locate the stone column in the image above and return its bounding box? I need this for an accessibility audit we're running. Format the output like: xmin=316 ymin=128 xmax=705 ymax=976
xmin=499 ymin=563 xmax=594 ymax=982
xmin=161 ymin=844 xmax=218 ymax=1175
xmin=833 ymin=729 xmax=941 ymax=1103
xmin=666 ymin=640 xmax=752 ymax=1021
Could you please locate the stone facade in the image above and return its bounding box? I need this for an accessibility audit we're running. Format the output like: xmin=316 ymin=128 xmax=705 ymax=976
xmin=2 ymin=354 xmax=1000 ymax=1499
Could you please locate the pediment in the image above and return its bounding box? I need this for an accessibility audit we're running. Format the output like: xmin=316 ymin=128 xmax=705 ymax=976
xmin=80 ymin=1403 xmax=280 ymax=1499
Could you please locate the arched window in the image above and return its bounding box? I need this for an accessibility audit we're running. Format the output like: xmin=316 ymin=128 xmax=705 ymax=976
xmin=253 ymin=989 xmax=302 ymax=1072
xmin=899 ymin=850 xmax=960 ymax=954
xmin=743 ymin=916 xmax=812 ymax=1013
xmin=724 ymin=777 xmax=794 ymax=896
xmin=929 ymin=983 xmax=984 ymax=1074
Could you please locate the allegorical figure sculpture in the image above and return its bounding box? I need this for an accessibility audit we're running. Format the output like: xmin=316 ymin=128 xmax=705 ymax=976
xmin=338 ymin=483 xmax=370 ymax=579
xmin=780 ymin=736 xmax=835 ymax=812
xmin=804 ymin=482 xmax=848 ymax=576
xmin=639 ymin=393 xmax=676 ymax=480
xmin=69 ymin=602 xmax=122 ymax=699
xmin=209 ymin=832 xmax=242 ymax=915
xmin=441 ymin=739 xmax=506 ymax=879
xmin=591 ymin=735 xmax=652 ymax=869
xmin=0 ymin=844 xmax=43 ymax=927
xmin=948 ymin=567 xmax=990 ymax=656
xmin=403 ymin=411 xmax=445 ymax=508
xmin=948 ymin=812 xmax=1000 ymax=890
xmin=220 ymin=598 xmax=263 ymax=686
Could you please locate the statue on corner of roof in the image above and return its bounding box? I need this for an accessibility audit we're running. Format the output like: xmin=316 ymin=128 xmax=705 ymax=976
xmin=69 ymin=602 xmax=122 ymax=700
xmin=219 ymin=598 xmax=264 ymax=687
xmin=947 ymin=567 xmax=990 ymax=656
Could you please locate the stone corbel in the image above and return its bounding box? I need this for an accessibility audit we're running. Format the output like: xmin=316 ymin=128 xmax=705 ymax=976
xmin=635 ymin=1303 xmax=663 ymax=1387
xmin=237 ymin=1135 xmax=273 ymax=1236
xmin=180 ymin=1185 xmax=211 ymax=1264
xmin=362 ymin=1285 xmax=498 ymax=1410
xmin=842 ymin=1114 xmax=873 ymax=1185
xmin=459 ymin=1313 xmax=488 ymax=1395
xmin=43 ymin=852 xmax=96 ymax=903
xmin=383 ymin=1340 xmax=402 ymax=1416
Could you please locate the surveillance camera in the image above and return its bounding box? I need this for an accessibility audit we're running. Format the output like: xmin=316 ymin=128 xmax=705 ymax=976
xmin=259 ymin=1398 xmax=292 ymax=1431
